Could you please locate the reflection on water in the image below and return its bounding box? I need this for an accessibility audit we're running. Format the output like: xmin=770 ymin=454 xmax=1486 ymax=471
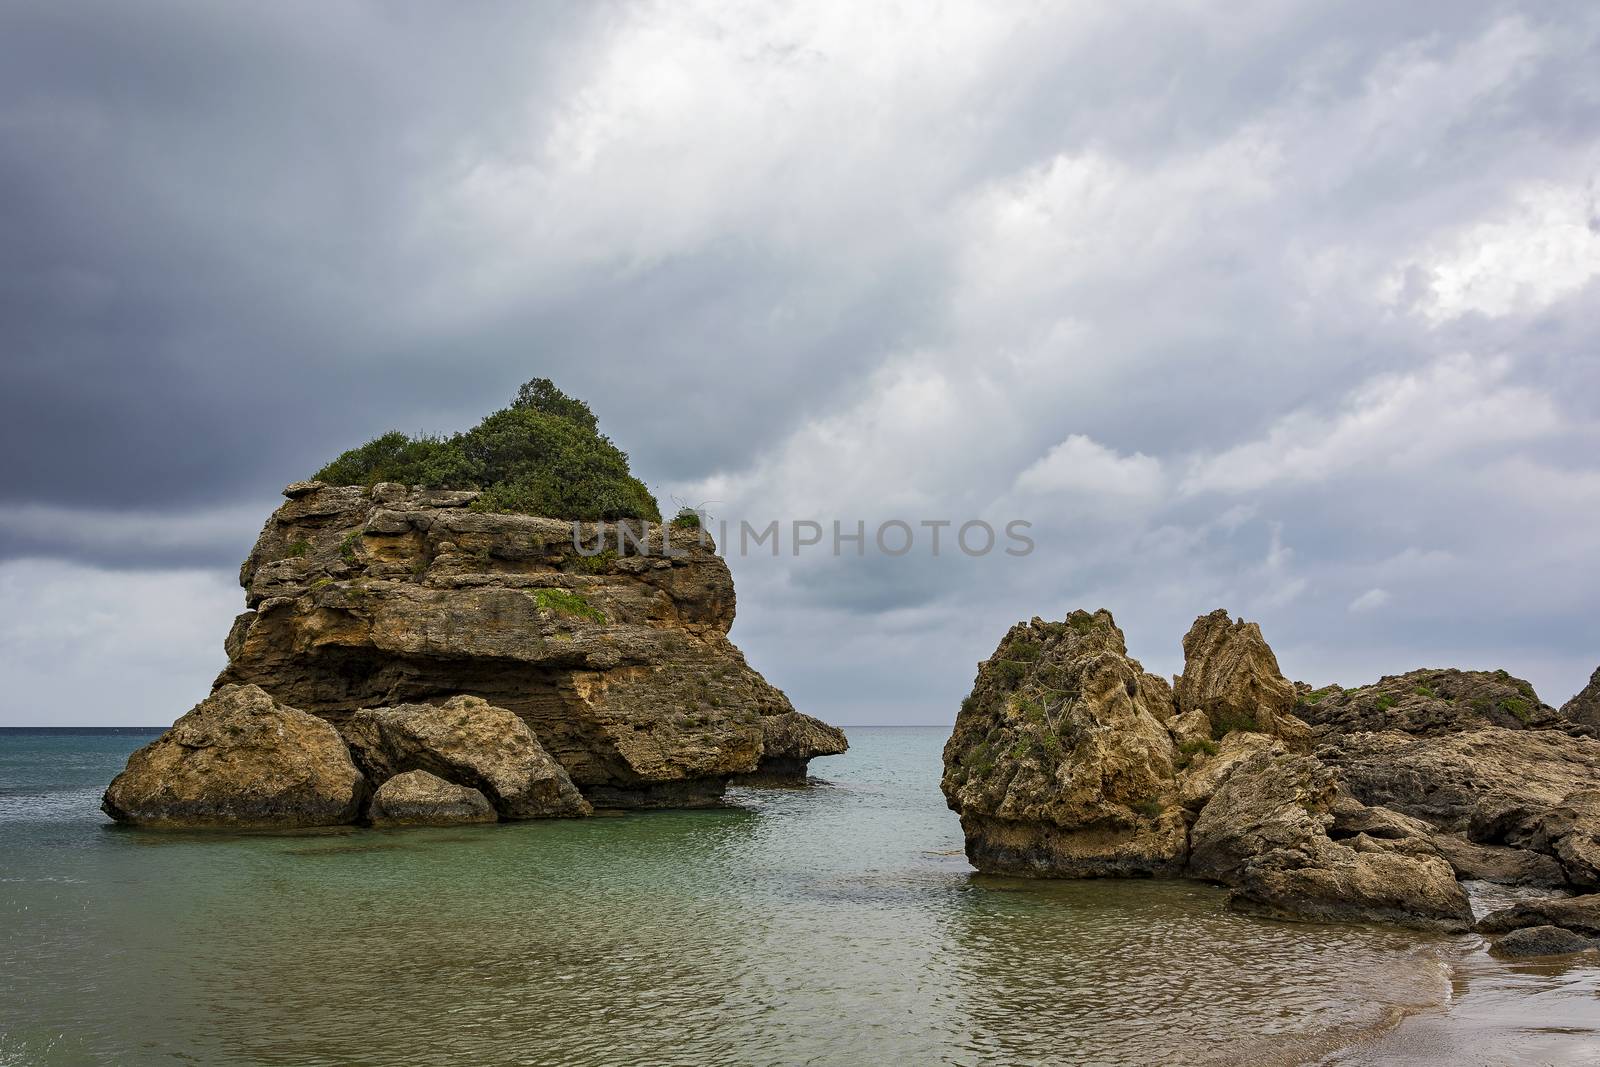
xmin=1 ymin=727 xmax=1594 ymax=1065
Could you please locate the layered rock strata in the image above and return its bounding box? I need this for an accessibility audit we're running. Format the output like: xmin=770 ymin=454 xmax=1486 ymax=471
xmin=215 ymin=481 xmax=845 ymax=807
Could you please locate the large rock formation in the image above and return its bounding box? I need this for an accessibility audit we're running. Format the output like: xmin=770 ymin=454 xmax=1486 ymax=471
xmin=1317 ymin=727 xmax=1600 ymax=890
xmin=943 ymin=607 xmax=1599 ymax=931
xmin=102 ymin=685 xmax=366 ymax=829
xmin=214 ymin=481 xmax=845 ymax=807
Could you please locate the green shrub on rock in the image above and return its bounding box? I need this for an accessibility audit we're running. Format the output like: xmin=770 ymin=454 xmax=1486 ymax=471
xmin=312 ymin=378 xmax=660 ymax=523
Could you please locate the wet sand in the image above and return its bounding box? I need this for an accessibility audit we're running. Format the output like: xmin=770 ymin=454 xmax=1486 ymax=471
xmin=1326 ymin=947 xmax=1600 ymax=1065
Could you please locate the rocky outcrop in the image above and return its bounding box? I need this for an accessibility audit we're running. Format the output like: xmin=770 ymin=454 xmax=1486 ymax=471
xmin=368 ymin=770 xmax=498 ymax=827
xmin=101 ymin=685 xmax=365 ymax=829
xmin=731 ymin=711 xmax=852 ymax=785
xmin=213 ymin=481 xmax=845 ymax=808
xmin=342 ymin=696 xmax=591 ymax=819
xmin=1321 ymin=729 xmax=1600 ymax=890
xmin=1427 ymin=834 xmax=1568 ymax=888
xmin=1188 ymin=746 xmax=1470 ymax=929
xmin=1564 ymin=667 xmax=1600 ymax=731
xmin=1296 ymin=667 xmax=1580 ymax=737
xmin=943 ymin=606 xmax=1600 ymax=931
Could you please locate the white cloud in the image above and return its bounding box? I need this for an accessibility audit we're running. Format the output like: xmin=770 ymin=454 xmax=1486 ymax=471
xmin=1181 ymin=353 xmax=1562 ymax=494
xmin=1397 ymin=180 xmax=1600 ymax=323
xmin=0 ymin=561 xmax=241 ymax=726
xmin=1015 ymin=435 xmax=1165 ymax=501
xmin=1348 ymin=588 xmax=1391 ymax=613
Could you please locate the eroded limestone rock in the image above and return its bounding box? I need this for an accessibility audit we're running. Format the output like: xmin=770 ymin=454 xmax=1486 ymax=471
xmin=1296 ymin=668 xmax=1579 ymax=738
xmin=1320 ymin=728 xmax=1600 ymax=889
xmin=943 ymin=605 xmax=1597 ymax=930
xmin=1189 ymin=747 xmax=1470 ymax=929
xmin=941 ymin=610 xmax=1186 ymax=877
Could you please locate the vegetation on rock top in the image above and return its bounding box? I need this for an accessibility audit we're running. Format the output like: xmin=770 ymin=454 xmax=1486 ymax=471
xmin=312 ymin=378 xmax=661 ymax=522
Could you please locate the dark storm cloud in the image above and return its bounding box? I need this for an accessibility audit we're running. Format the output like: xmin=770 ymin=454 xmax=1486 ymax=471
xmin=3 ymin=1 xmax=1599 ymax=723
xmin=0 ymin=2 xmax=606 ymax=510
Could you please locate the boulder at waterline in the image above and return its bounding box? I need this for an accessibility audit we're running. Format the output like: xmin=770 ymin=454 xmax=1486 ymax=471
xmin=342 ymin=695 xmax=592 ymax=819
xmin=1188 ymin=745 xmax=1471 ymax=930
xmin=368 ymin=770 xmax=497 ymax=827
xmin=102 ymin=684 xmax=365 ymax=829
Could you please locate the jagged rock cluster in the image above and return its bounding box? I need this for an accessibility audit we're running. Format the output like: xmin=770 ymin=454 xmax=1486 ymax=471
xmin=103 ymin=481 xmax=846 ymax=829
xmin=942 ymin=607 xmax=1600 ymax=937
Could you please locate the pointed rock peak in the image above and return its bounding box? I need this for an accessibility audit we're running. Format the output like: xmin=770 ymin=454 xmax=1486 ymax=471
xmin=1564 ymin=666 xmax=1600 ymax=731
xmin=1176 ymin=609 xmax=1308 ymax=748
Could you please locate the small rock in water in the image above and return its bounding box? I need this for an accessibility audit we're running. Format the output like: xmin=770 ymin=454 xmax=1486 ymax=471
xmin=1490 ymin=924 xmax=1596 ymax=959
xmin=368 ymin=770 xmax=498 ymax=827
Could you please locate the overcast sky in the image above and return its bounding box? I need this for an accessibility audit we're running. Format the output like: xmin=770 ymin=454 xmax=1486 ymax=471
xmin=3 ymin=1 xmax=1598 ymax=726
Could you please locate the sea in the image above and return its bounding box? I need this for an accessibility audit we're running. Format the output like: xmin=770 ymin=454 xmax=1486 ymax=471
xmin=2 ymin=726 xmax=1597 ymax=1066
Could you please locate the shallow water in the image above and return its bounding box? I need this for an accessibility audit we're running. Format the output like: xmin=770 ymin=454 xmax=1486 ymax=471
xmin=1 ymin=726 xmax=1594 ymax=1065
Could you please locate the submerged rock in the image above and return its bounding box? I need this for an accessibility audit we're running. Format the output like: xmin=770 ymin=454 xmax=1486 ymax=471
xmin=214 ymin=482 xmax=845 ymax=807
xmin=102 ymin=685 xmax=365 ymax=829
xmin=368 ymin=770 xmax=497 ymax=827
xmin=342 ymin=696 xmax=591 ymax=819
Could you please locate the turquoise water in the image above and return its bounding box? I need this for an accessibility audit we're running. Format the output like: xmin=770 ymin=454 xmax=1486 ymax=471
xmin=2 ymin=727 xmax=1468 ymax=1065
